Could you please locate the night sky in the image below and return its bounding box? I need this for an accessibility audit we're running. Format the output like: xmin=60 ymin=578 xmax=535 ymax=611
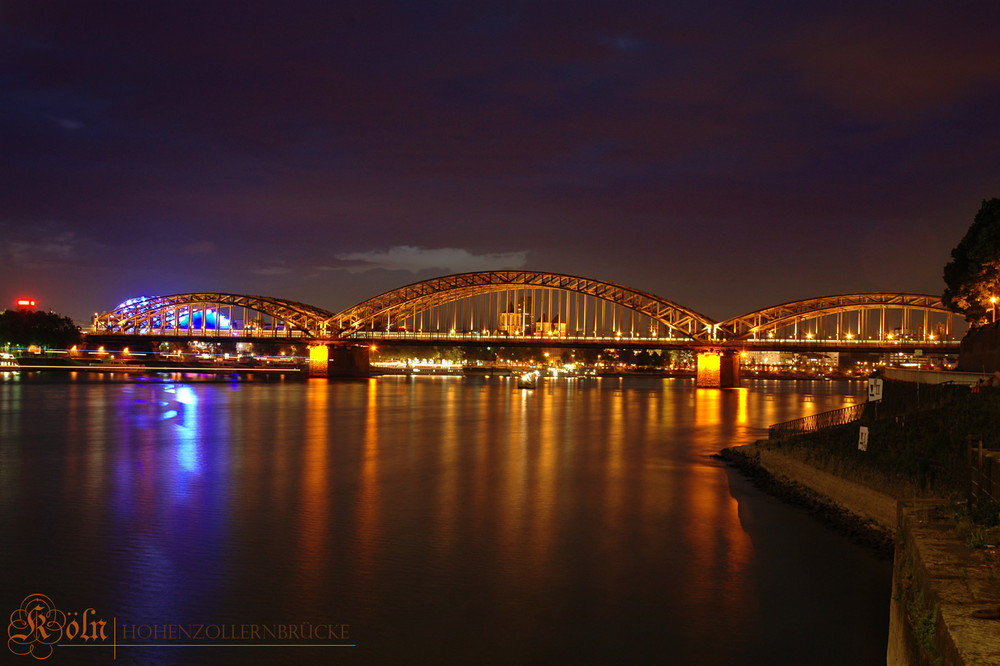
xmin=3 ymin=1 xmax=1000 ymax=324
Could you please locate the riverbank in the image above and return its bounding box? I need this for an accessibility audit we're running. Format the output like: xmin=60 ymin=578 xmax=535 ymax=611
xmin=718 ymin=445 xmax=895 ymax=557
xmin=722 ymin=380 xmax=1000 ymax=664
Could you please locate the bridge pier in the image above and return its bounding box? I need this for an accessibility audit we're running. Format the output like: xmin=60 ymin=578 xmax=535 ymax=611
xmin=696 ymin=350 xmax=741 ymax=388
xmin=309 ymin=343 xmax=371 ymax=378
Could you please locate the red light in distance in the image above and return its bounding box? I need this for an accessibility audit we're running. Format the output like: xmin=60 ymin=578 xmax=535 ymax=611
xmin=16 ymin=299 xmax=36 ymax=308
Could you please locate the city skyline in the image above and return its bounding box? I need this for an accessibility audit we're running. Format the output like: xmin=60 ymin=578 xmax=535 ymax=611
xmin=3 ymin=1 xmax=1000 ymax=323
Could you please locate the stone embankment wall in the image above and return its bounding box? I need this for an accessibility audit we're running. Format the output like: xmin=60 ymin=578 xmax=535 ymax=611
xmin=888 ymin=502 xmax=1000 ymax=665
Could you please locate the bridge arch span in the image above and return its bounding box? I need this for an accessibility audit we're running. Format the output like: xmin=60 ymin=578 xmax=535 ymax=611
xmin=93 ymin=293 xmax=337 ymax=336
xmin=329 ymin=271 xmax=717 ymax=340
xmin=717 ymin=293 xmax=956 ymax=341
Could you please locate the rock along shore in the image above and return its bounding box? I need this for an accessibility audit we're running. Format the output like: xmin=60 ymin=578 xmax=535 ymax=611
xmin=717 ymin=443 xmax=895 ymax=558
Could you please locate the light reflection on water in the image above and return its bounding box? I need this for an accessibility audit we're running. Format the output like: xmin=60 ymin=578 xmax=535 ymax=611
xmin=0 ymin=375 xmax=888 ymax=664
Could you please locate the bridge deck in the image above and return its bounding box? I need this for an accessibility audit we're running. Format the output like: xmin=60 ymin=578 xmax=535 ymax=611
xmin=84 ymin=330 xmax=959 ymax=353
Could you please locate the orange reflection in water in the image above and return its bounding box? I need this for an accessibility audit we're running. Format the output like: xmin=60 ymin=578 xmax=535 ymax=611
xmin=693 ymin=387 xmax=722 ymax=428
xmin=736 ymin=386 xmax=749 ymax=425
xmin=600 ymin=385 xmax=627 ymax=535
xmin=676 ymin=387 xmax=757 ymax=628
xmin=296 ymin=379 xmax=330 ymax=597
xmin=487 ymin=381 xmax=568 ymax=590
xmin=355 ymin=378 xmax=381 ymax=584
xmin=468 ymin=383 xmax=497 ymax=558
xmin=527 ymin=387 xmax=558 ymax=567
xmin=494 ymin=386 xmax=532 ymax=579
xmin=437 ymin=379 xmax=461 ymax=555
xmin=680 ymin=462 xmax=756 ymax=626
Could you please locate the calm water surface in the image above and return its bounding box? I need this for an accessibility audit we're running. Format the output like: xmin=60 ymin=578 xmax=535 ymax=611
xmin=0 ymin=374 xmax=890 ymax=664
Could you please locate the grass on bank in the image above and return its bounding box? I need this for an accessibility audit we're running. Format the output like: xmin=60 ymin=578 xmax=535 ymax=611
xmin=764 ymin=381 xmax=1000 ymax=505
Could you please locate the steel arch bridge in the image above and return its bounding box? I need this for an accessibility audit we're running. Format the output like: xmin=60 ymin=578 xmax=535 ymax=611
xmin=327 ymin=270 xmax=718 ymax=341
xmin=90 ymin=272 xmax=960 ymax=347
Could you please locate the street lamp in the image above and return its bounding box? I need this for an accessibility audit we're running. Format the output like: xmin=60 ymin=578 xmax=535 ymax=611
xmin=991 ymin=296 xmax=998 ymax=324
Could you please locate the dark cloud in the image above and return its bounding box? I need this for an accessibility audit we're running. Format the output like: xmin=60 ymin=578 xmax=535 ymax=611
xmin=781 ymin=5 xmax=1000 ymax=118
xmin=181 ymin=241 xmax=216 ymax=255
xmin=335 ymin=246 xmax=529 ymax=274
xmin=1 ymin=1 xmax=998 ymax=321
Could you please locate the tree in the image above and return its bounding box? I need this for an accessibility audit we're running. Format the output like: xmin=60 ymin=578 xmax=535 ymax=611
xmin=943 ymin=198 xmax=1000 ymax=324
xmin=0 ymin=309 xmax=81 ymax=349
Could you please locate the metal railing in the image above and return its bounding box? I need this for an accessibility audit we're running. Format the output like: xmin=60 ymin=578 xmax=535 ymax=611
xmin=968 ymin=436 xmax=1000 ymax=508
xmin=768 ymin=401 xmax=868 ymax=439
xmin=84 ymin=327 xmax=311 ymax=339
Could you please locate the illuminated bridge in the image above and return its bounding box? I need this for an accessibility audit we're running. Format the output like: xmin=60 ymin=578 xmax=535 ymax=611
xmin=90 ymin=271 xmax=962 ymax=384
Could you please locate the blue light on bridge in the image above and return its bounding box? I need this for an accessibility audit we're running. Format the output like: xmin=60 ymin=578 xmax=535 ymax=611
xmin=116 ymin=295 xmax=151 ymax=309
xmin=177 ymin=309 xmax=231 ymax=330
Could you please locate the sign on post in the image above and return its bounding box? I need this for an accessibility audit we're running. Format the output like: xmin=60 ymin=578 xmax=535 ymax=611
xmin=867 ymin=378 xmax=883 ymax=402
xmin=858 ymin=426 xmax=869 ymax=451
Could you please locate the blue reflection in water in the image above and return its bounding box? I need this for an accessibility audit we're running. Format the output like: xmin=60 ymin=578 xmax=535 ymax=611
xmin=166 ymin=385 xmax=200 ymax=474
xmin=107 ymin=381 xmax=228 ymax=633
xmin=175 ymin=385 xmax=198 ymax=406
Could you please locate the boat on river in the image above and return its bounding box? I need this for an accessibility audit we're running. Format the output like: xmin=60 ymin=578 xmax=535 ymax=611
xmin=517 ymin=370 xmax=539 ymax=389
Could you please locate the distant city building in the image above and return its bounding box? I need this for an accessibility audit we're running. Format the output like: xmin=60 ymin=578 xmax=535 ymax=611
xmin=533 ymin=313 xmax=566 ymax=336
xmin=499 ymin=300 xmax=532 ymax=334
xmin=746 ymin=351 xmax=839 ymax=371
xmin=746 ymin=351 xmax=795 ymax=368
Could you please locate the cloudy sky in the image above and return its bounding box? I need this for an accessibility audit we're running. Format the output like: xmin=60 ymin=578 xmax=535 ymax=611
xmin=3 ymin=1 xmax=999 ymax=323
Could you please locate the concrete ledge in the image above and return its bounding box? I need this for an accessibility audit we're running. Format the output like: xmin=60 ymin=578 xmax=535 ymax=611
xmin=883 ymin=368 xmax=995 ymax=386
xmin=889 ymin=502 xmax=1000 ymax=665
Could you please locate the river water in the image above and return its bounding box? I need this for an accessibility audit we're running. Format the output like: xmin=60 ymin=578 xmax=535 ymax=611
xmin=0 ymin=373 xmax=890 ymax=665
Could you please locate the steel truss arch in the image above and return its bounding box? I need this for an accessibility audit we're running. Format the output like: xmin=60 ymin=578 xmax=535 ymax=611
xmin=330 ymin=271 xmax=717 ymax=340
xmin=717 ymin=293 xmax=952 ymax=340
xmin=94 ymin=293 xmax=337 ymax=335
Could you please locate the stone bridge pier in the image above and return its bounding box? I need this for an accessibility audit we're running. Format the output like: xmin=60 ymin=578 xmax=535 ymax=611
xmin=309 ymin=343 xmax=371 ymax=378
xmin=696 ymin=349 xmax=741 ymax=388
